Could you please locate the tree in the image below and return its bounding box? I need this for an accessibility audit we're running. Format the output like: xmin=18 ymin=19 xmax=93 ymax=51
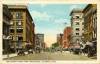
xmin=52 ymin=42 xmax=59 ymax=48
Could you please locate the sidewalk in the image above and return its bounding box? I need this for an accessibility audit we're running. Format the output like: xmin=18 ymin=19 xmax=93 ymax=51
xmin=3 ymin=52 xmax=31 ymax=59
xmin=3 ymin=53 xmax=17 ymax=59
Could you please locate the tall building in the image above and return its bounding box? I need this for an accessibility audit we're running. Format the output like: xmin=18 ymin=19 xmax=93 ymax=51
xmin=83 ymin=4 xmax=97 ymax=42
xmin=70 ymin=9 xmax=84 ymax=44
xmin=3 ymin=5 xmax=12 ymax=54
xmin=57 ymin=34 xmax=63 ymax=47
xmin=8 ymin=5 xmax=35 ymax=51
xmin=62 ymin=27 xmax=72 ymax=48
xmin=35 ymin=34 xmax=44 ymax=49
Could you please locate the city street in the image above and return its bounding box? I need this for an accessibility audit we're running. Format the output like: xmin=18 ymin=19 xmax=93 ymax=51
xmin=3 ymin=4 xmax=97 ymax=61
xmin=3 ymin=51 xmax=96 ymax=60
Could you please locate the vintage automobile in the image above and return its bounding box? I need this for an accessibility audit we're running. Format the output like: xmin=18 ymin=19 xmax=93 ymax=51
xmin=35 ymin=47 xmax=41 ymax=53
xmin=73 ymin=43 xmax=81 ymax=54
xmin=28 ymin=49 xmax=33 ymax=54
xmin=17 ymin=49 xmax=25 ymax=56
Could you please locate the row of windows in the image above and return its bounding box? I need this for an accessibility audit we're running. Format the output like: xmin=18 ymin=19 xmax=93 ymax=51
xmin=75 ymin=28 xmax=84 ymax=31
xmin=10 ymin=29 xmax=23 ymax=33
xmin=76 ymin=33 xmax=79 ymax=35
xmin=75 ymin=33 xmax=84 ymax=35
xmin=73 ymin=16 xmax=80 ymax=19
xmin=10 ymin=21 xmax=23 ymax=26
xmin=11 ymin=36 xmax=23 ymax=41
xmin=12 ymin=12 xmax=23 ymax=19
xmin=75 ymin=22 xmax=84 ymax=25
xmin=76 ymin=28 xmax=79 ymax=31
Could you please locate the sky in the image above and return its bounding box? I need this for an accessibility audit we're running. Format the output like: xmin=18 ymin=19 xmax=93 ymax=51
xmin=28 ymin=4 xmax=87 ymax=47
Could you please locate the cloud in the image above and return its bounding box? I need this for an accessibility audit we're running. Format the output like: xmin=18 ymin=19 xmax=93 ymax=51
xmin=30 ymin=11 xmax=51 ymax=21
xmin=54 ymin=18 xmax=71 ymax=26
xmin=54 ymin=18 xmax=68 ymax=23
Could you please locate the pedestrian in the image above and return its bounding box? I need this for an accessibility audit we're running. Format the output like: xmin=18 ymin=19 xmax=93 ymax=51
xmin=86 ymin=41 xmax=93 ymax=57
xmin=79 ymin=41 xmax=83 ymax=54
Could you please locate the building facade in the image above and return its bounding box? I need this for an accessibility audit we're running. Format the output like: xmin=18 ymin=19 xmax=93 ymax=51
xmin=70 ymin=9 xmax=84 ymax=44
xmin=8 ymin=5 xmax=35 ymax=51
xmin=3 ymin=5 xmax=12 ymax=54
xmin=83 ymin=4 xmax=97 ymax=42
xmin=35 ymin=34 xmax=44 ymax=50
xmin=62 ymin=27 xmax=72 ymax=48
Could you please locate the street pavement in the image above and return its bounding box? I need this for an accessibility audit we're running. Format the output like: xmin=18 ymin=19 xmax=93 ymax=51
xmin=3 ymin=51 xmax=96 ymax=60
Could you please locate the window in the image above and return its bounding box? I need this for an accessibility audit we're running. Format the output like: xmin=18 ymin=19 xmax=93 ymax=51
xmin=76 ymin=22 xmax=79 ymax=25
xmin=76 ymin=39 xmax=79 ymax=41
xmin=10 ymin=29 xmax=14 ymax=33
xmin=11 ymin=12 xmax=14 ymax=18
xmin=16 ymin=36 xmax=23 ymax=41
xmin=18 ymin=37 xmax=23 ymax=41
xmin=82 ymin=28 xmax=84 ymax=30
xmin=76 ymin=33 xmax=79 ymax=35
xmin=82 ymin=22 xmax=84 ymax=25
xmin=76 ymin=28 xmax=80 ymax=31
xmin=11 ymin=36 xmax=15 ymax=40
xmin=10 ymin=21 xmax=14 ymax=25
xmin=16 ymin=12 xmax=23 ymax=19
xmin=17 ymin=29 xmax=23 ymax=33
xmin=76 ymin=16 xmax=80 ymax=19
xmin=16 ymin=22 xmax=22 ymax=26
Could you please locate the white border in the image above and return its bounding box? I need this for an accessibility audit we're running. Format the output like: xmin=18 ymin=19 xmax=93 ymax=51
xmin=1 ymin=0 xmax=100 ymax=64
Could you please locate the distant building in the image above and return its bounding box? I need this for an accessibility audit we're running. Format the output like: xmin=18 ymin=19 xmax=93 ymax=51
xmin=3 ymin=5 xmax=12 ymax=54
xmin=42 ymin=42 xmax=46 ymax=50
xmin=8 ymin=5 xmax=35 ymax=51
xmin=83 ymin=4 xmax=97 ymax=42
xmin=62 ymin=27 xmax=72 ymax=48
xmin=35 ymin=34 xmax=44 ymax=50
xmin=70 ymin=9 xmax=84 ymax=44
xmin=57 ymin=34 xmax=63 ymax=47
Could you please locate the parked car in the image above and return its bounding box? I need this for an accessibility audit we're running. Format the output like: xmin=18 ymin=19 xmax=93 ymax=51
xmin=73 ymin=43 xmax=81 ymax=54
xmin=63 ymin=48 xmax=68 ymax=51
xmin=17 ymin=49 xmax=25 ymax=56
xmin=28 ymin=49 xmax=33 ymax=54
xmin=35 ymin=47 xmax=41 ymax=53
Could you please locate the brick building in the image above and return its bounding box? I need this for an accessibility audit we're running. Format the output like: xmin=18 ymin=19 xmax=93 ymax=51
xmin=62 ymin=27 xmax=72 ymax=48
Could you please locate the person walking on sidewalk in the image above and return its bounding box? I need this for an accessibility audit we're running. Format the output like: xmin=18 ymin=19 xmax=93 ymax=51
xmin=86 ymin=41 xmax=93 ymax=57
